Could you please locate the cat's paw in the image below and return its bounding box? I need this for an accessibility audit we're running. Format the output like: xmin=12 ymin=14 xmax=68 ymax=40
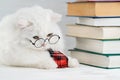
xmin=37 ymin=60 xmax=58 ymax=69
xmin=45 ymin=63 xmax=58 ymax=69
xmin=68 ymin=58 xmax=80 ymax=68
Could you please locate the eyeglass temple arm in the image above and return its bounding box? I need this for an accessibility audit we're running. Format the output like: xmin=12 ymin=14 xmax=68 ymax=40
xmin=25 ymin=38 xmax=35 ymax=45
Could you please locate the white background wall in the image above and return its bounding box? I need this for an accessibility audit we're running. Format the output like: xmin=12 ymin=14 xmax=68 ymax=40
xmin=0 ymin=0 xmax=76 ymax=53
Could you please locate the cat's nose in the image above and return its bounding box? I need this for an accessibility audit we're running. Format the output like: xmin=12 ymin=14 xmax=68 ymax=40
xmin=33 ymin=36 xmax=39 ymax=40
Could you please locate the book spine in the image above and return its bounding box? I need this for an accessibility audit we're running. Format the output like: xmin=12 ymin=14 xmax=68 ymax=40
xmin=70 ymin=48 xmax=120 ymax=56
xmin=76 ymin=17 xmax=120 ymax=26
xmin=67 ymin=2 xmax=120 ymax=17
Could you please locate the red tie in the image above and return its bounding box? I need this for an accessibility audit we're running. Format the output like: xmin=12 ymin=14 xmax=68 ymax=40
xmin=48 ymin=48 xmax=68 ymax=68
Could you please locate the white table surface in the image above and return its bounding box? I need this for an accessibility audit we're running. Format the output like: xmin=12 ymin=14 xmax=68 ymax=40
xmin=0 ymin=64 xmax=120 ymax=80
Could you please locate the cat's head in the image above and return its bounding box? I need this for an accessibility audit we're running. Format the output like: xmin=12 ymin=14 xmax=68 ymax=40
xmin=14 ymin=6 xmax=64 ymax=51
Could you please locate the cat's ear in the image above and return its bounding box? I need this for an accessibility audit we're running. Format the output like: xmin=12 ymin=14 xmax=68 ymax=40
xmin=16 ymin=19 xmax=32 ymax=29
xmin=51 ymin=12 xmax=62 ymax=23
xmin=47 ymin=10 xmax=62 ymax=23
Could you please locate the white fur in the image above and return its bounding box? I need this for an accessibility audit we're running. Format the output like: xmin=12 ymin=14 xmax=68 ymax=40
xmin=0 ymin=6 xmax=79 ymax=69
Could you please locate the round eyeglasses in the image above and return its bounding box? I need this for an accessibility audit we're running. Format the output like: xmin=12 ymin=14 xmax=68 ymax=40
xmin=28 ymin=34 xmax=60 ymax=48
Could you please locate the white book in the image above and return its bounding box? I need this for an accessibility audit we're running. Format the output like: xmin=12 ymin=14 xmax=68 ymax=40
xmin=70 ymin=49 xmax=120 ymax=69
xmin=67 ymin=24 xmax=120 ymax=39
xmin=76 ymin=17 xmax=120 ymax=26
xmin=76 ymin=38 xmax=120 ymax=54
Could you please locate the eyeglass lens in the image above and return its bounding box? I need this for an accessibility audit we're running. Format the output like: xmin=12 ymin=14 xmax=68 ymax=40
xmin=34 ymin=35 xmax=60 ymax=48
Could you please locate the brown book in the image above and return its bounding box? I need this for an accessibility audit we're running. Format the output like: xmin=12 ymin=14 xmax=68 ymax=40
xmin=67 ymin=2 xmax=120 ymax=17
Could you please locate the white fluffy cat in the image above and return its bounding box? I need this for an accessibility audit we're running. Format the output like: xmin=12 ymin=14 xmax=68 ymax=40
xmin=0 ymin=6 xmax=79 ymax=69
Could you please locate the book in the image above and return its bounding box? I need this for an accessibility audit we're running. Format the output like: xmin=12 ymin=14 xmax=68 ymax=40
xmin=70 ymin=49 xmax=120 ymax=69
xmin=76 ymin=38 xmax=120 ymax=54
xmin=67 ymin=2 xmax=120 ymax=17
xmin=76 ymin=17 xmax=120 ymax=26
xmin=76 ymin=0 xmax=120 ymax=1
xmin=66 ymin=24 xmax=120 ymax=39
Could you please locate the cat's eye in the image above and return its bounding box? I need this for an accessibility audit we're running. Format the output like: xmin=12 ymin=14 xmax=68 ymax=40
xmin=33 ymin=36 xmax=39 ymax=40
xmin=47 ymin=33 xmax=53 ymax=37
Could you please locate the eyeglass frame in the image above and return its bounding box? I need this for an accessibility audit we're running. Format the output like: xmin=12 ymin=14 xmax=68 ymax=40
xmin=27 ymin=34 xmax=60 ymax=48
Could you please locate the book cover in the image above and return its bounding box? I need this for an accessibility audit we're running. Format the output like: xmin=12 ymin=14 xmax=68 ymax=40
xmin=66 ymin=24 xmax=120 ymax=39
xmin=67 ymin=2 xmax=120 ymax=17
xmin=76 ymin=17 xmax=120 ymax=26
xmin=70 ymin=49 xmax=120 ymax=69
xmin=76 ymin=38 xmax=120 ymax=54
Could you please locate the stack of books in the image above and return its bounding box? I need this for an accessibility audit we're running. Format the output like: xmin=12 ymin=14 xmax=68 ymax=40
xmin=67 ymin=0 xmax=120 ymax=69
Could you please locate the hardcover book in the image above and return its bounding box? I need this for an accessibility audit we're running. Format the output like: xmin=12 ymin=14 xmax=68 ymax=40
xmin=77 ymin=0 xmax=120 ymax=1
xmin=70 ymin=49 xmax=120 ymax=69
xmin=67 ymin=2 xmax=120 ymax=17
xmin=66 ymin=24 xmax=120 ymax=39
xmin=76 ymin=17 xmax=120 ymax=26
xmin=76 ymin=38 xmax=120 ymax=54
